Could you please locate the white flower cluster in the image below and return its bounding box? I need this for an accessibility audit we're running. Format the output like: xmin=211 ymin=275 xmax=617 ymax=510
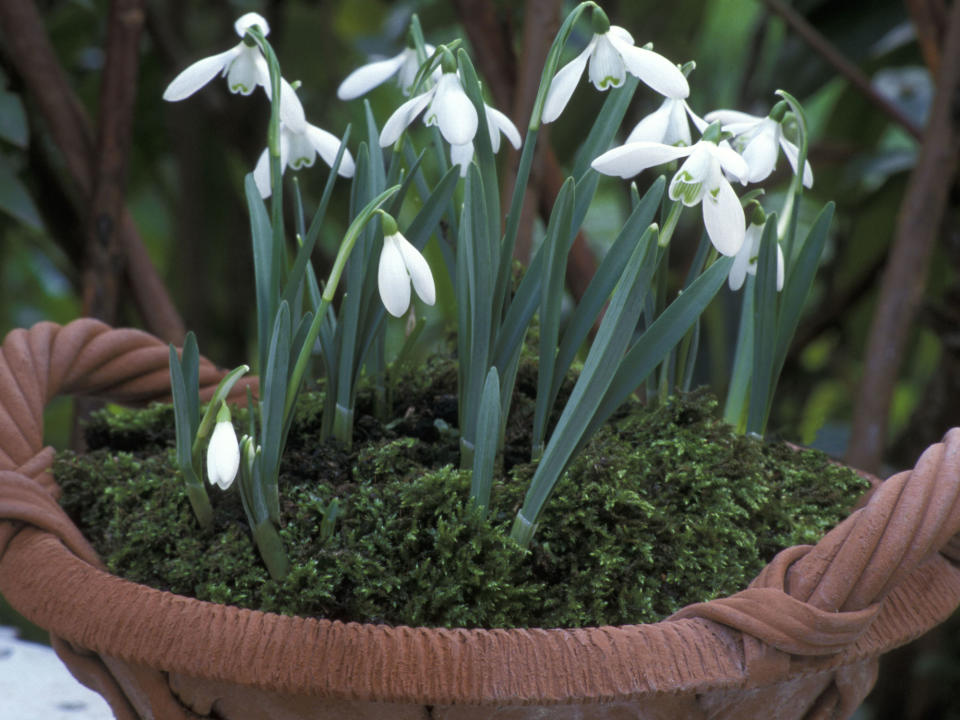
xmin=162 ymin=12 xmax=355 ymax=199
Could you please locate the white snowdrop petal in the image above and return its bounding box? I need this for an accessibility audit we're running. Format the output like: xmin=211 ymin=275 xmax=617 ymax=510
xmin=431 ymin=75 xmax=478 ymax=146
xmin=396 ymin=234 xmax=436 ymax=306
xmin=703 ymin=177 xmax=746 ymax=256
xmin=379 ymin=90 xmax=434 ymax=146
xmin=226 ymin=47 xmax=268 ymax=95
xmin=541 ymin=44 xmax=592 ymax=123
xmin=450 ymin=142 xmax=474 ymax=176
xmin=235 ymin=12 xmax=270 ymax=37
xmin=162 ymin=47 xmax=239 ymax=101
xmin=253 ymin=147 xmax=272 ymax=198
xmin=779 ymin=138 xmax=814 ymax=188
xmin=626 ymin=100 xmax=673 ymax=145
xmin=207 ymin=421 xmax=240 ymax=490
xmin=713 ymin=143 xmax=751 ymax=185
xmin=704 ymin=109 xmax=761 ymax=127
xmin=397 ymin=45 xmax=436 ymax=95
xmin=742 ymin=125 xmax=779 ymax=183
xmin=337 ymin=53 xmax=407 ymax=100
xmin=588 ymin=35 xmax=626 ymax=91
xmin=486 ymin=106 xmax=521 ymax=150
xmin=378 ymin=237 xmax=413 ymax=317
xmin=286 ymin=128 xmax=316 ymax=170
xmin=728 ymin=223 xmax=761 ymax=290
xmin=608 ymin=37 xmax=689 ymax=99
xmin=607 ymin=25 xmax=635 ymax=46
xmin=592 ymin=142 xmax=692 ymax=179
xmin=776 ymin=242 xmax=785 ymax=291
xmin=306 ymin=124 xmax=355 ymax=177
xmin=684 ymin=101 xmax=710 ymax=134
xmin=668 ymin=144 xmax=712 ymax=205
xmin=278 ymin=78 xmax=306 ymax=132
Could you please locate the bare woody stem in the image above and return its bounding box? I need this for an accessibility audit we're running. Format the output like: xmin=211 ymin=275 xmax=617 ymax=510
xmin=846 ymin=0 xmax=960 ymax=472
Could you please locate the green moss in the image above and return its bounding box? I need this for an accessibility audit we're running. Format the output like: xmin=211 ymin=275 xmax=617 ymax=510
xmin=57 ymin=375 xmax=869 ymax=629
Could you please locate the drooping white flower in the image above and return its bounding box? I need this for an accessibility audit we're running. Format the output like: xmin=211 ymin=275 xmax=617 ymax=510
xmin=253 ymin=118 xmax=356 ymax=198
xmin=592 ymin=131 xmax=750 ymax=256
xmin=380 ymin=70 xmax=478 ymax=150
xmin=448 ymin=103 xmax=522 ymax=176
xmin=728 ymin=220 xmax=785 ymax=291
xmin=626 ymin=96 xmax=704 ymax=146
xmin=162 ymin=12 xmax=305 ymax=132
xmin=705 ymin=109 xmax=813 ymax=188
xmin=337 ymin=45 xmax=437 ymax=100
xmin=542 ymin=12 xmax=689 ymax=124
xmin=206 ymin=404 xmax=240 ymax=490
xmin=377 ymin=215 xmax=436 ymax=317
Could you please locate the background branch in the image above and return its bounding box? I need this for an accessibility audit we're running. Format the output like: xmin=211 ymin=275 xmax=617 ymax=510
xmin=762 ymin=0 xmax=924 ymax=141
xmin=0 ymin=0 xmax=185 ymax=342
xmin=846 ymin=0 xmax=960 ymax=473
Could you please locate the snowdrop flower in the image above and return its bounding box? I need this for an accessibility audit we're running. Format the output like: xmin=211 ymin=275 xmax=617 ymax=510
xmin=206 ymin=404 xmax=240 ymax=490
xmin=449 ymin=103 xmax=522 ymax=176
xmin=377 ymin=213 xmax=435 ymax=317
xmin=163 ymin=13 xmax=305 ymax=131
xmin=542 ymin=8 xmax=689 ymax=124
xmin=626 ymin=96 xmax=704 ymax=146
xmin=592 ymin=124 xmax=750 ymax=256
xmin=253 ymin=118 xmax=356 ymax=198
xmin=728 ymin=217 xmax=785 ymax=291
xmin=337 ymin=44 xmax=437 ymax=100
xmin=705 ymin=105 xmax=813 ymax=187
xmin=379 ymin=54 xmax=477 ymax=151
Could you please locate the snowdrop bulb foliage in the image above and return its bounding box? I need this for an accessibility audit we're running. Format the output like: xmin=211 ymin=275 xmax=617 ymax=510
xmin=337 ymin=45 xmax=437 ymax=100
xmin=377 ymin=215 xmax=436 ymax=317
xmin=206 ymin=404 xmax=240 ymax=491
xmin=542 ymin=9 xmax=689 ymax=124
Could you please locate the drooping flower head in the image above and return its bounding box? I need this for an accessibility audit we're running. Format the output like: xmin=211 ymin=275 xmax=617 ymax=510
xmin=378 ymin=46 xmax=520 ymax=176
xmin=728 ymin=207 xmax=785 ymax=292
xmin=337 ymin=44 xmax=438 ymax=100
xmin=592 ymin=122 xmax=749 ymax=256
xmin=253 ymin=113 xmax=356 ymax=198
xmin=163 ymin=12 xmax=304 ymax=131
xmin=376 ymin=212 xmax=436 ymax=317
xmin=206 ymin=403 xmax=240 ymax=491
xmin=705 ymin=102 xmax=813 ymax=188
xmin=542 ymin=7 xmax=690 ymax=124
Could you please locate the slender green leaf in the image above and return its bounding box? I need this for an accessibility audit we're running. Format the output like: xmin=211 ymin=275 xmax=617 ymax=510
xmin=532 ymin=178 xmax=575 ymax=456
xmin=511 ymin=223 xmax=660 ymax=547
xmin=245 ymin=173 xmax=276 ymax=373
xmin=260 ymin=300 xmax=291 ymax=523
xmin=471 ymin=367 xmax=501 ymax=515
xmin=586 ymin=254 xmax=735 ymax=442
xmin=746 ymin=215 xmax=780 ymax=435
xmin=550 ymin=176 xmax=665 ymax=409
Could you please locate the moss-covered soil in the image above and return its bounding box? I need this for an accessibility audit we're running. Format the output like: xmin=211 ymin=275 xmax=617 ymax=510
xmin=57 ymin=358 xmax=870 ymax=629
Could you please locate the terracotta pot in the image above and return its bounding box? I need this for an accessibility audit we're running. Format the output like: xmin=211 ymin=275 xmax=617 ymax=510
xmin=1 ymin=319 xmax=959 ymax=719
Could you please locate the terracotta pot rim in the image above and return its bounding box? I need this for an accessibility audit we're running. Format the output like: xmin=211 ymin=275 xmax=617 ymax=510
xmin=2 ymin=320 xmax=960 ymax=707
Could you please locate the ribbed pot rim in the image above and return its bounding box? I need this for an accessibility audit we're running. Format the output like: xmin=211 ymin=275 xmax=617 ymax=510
xmin=1 ymin=319 xmax=959 ymax=706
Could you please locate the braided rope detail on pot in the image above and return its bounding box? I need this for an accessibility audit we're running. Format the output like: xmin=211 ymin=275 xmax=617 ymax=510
xmin=672 ymin=428 xmax=960 ymax=661
xmin=0 ymin=319 xmax=958 ymax=713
